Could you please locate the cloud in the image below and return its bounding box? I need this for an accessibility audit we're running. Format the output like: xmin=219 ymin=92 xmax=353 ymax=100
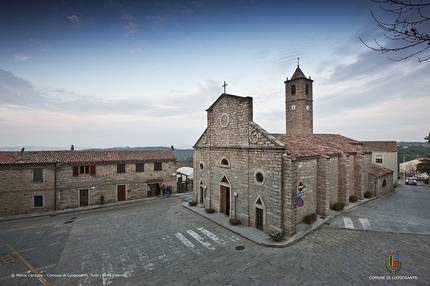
xmin=122 ymin=12 xmax=140 ymax=36
xmin=128 ymin=48 xmax=141 ymax=54
xmin=14 ymin=54 xmax=31 ymax=61
xmin=0 ymin=68 xmax=217 ymax=120
xmin=30 ymin=39 xmax=51 ymax=51
xmin=67 ymin=15 xmax=81 ymax=23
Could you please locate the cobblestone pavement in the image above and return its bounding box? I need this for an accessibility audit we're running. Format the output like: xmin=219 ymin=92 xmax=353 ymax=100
xmin=0 ymin=183 xmax=429 ymax=285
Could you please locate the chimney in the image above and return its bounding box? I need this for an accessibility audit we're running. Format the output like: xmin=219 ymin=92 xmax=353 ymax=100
xmin=21 ymin=147 xmax=25 ymax=159
xmin=71 ymin=145 xmax=74 ymax=151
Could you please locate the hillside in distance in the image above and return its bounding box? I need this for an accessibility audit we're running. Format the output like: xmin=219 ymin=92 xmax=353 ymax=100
xmin=397 ymin=141 xmax=429 ymax=162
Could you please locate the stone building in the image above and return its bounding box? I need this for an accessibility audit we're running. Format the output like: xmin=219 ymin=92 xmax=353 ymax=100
xmin=193 ymin=66 xmax=373 ymax=236
xmin=369 ymin=164 xmax=394 ymax=197
xmin=0 ymin=148 xmax=176 ymax=216
xmin=362 ymin=141 xmax=398 ymax=183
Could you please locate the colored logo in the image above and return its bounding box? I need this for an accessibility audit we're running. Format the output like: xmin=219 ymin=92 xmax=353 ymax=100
xmin=385 ymin=251 xmax=402 ymax=274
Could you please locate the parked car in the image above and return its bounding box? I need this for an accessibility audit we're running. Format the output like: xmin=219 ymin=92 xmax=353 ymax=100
xmin=405 ymin=177 xmax=417 ymax=185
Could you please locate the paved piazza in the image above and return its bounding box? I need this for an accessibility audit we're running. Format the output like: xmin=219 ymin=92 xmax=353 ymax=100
xmin=0 ymin=182 xmax=429 ymax=285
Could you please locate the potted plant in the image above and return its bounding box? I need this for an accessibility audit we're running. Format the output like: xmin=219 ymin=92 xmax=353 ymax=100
xmin=205 ymin=208 xmax=215 ymax=213
xmin=349 ymin=195 xmax=358 ymax=203
xmin=269 ymin=231 xmax=284 ymax=242
xmin=304 ymin=213 xmax=317 ymax=224
xmin=332 ymin=202 xmax=345 ymax=211
xmin=364 ymin=191 xmax=372 ymax=198
xmin=188 ymin=201 xmax=198 ymax=206
xmin=229 ymin=218 xmax=240 ymax=225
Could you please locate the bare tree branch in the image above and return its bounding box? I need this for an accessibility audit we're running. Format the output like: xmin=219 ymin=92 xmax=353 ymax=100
xmin=361 ymin=0 xmax=430 ymax=62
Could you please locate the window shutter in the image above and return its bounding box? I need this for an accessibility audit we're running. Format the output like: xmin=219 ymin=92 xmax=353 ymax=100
xmin=73 ymin=166 xmax=79 ymax=177
xmin=91 ymin=165 xmax=96 ymax=175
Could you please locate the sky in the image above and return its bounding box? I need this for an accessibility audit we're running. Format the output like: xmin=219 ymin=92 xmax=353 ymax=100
xmin=0 ymin=0 xmax=429 ymax=150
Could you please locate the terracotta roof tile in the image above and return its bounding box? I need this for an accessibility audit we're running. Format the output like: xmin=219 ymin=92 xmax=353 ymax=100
xmin=273 ymin=134 xmax=369 ymax=159
xmin=361 ymin=141 xmax=397 ymax=152
xmin=0 ymin=150 xmax=176 ymax=165
xmin=371 ymin=163 xmax=394 ymax=177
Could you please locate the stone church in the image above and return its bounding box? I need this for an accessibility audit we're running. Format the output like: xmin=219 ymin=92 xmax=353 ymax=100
xmin=193 ymin=66 xmax=372 ymax=236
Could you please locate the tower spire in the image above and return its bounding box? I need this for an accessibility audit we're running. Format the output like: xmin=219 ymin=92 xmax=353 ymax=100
xmin=297 ymin=57 xmax=300 ymax=68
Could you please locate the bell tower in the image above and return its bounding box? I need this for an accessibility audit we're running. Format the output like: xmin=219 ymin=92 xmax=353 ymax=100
xmin=284 ymin=63 xmax=314 ymax=135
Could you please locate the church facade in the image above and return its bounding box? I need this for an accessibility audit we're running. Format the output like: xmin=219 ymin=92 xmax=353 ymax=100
xmin=193 ymin=66 xmax=372 ymax=236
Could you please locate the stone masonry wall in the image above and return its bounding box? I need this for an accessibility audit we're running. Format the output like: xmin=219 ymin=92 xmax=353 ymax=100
xmin=354 ymin=153 xmax=372 ymax=199
xmin=294 ymin=158 xmax=318 ymax=223
xmin=57 ymin=161 xmax=176 ymax=210
xmin=328 ymin=156 xmax=339 ymax=206
xmin=0 ymin=164 xmax=56 ymax=216
xmin=0 ymin=161 xmax=176 ymax=216
xmin=316 ymin=156 xmax=330 ymax=216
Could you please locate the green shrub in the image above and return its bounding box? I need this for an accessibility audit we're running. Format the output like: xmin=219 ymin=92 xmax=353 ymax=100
xmin=332 ymin=202 xmax=345 ymax=211
xmin=364 ymin=191 xmax=372 ymax=198
xmin=349 ymin=195 xmax=358 ymax=202
xmin=304 ymin=213 xmax=317 ymax=220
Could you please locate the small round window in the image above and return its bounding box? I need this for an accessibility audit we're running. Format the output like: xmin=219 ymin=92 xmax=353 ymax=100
xmin=254 ymin=169 xmax=266 ymax=185
xmin=256 ymin=172 xmax=264 ymax=183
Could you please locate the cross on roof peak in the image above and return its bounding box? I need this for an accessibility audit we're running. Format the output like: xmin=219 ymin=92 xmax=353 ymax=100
xmin=222 ymin=81 xmax=228 ymax=94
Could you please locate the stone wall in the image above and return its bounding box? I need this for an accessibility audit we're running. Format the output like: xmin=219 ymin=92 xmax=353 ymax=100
xmin=0 ymin=161 xmax=176 ymax=216
xmin=0 ymin=164 xmax=56 ymax=216
xmin=370 ymin=173 xmax=394 ymax=197
xmin=57 ymin=161 xmax=177 ymax=210
xmin=294 ymin=158 xmax=318 ymax=223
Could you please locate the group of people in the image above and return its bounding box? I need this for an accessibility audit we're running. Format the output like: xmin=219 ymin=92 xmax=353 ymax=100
xmin=161 ymin=184 xmax=173 ymax=197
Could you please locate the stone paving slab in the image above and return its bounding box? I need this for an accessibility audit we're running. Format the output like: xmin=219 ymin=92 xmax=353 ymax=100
xmin=182 ymin=196 xmax=377 ymax=248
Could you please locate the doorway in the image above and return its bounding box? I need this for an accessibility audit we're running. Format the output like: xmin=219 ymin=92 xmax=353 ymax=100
xmin=256 ymin=208 xmax=264 ymax=230
xmin=79 ymin=189 xmax=89 ymax=207
xmin=199 ymin=186 xmax=204 ymax=204
xmin=147 ymin=183 xmax=160 ymax=197
xmin=220 ymin=185 xmax=230 ymax=215
xmin=117 ymin=185 xmax=126 ymax=201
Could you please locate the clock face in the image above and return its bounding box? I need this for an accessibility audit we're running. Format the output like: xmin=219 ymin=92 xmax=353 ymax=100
xmin=306 ymin=105 xmax=310 ymax=110
xmin=291 ymin=105 xmax=296 ymax=110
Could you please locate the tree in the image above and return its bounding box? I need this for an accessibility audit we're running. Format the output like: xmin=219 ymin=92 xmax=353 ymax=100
xmin=360 ymin=0 xmax=430 ymax=62
xmin=416 ymin=154 xmax=430 ymax=175
xmin=417 ymin=132 xmax=430 ymax=175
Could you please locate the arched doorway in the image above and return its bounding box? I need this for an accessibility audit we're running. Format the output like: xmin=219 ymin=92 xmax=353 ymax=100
xmin=254 ymin=196 xmax=266 ymax=232
xmin=199 ymin=180 xmax=205 ymax=204
xmin=220 ymin=176 xmax=230 ymax=215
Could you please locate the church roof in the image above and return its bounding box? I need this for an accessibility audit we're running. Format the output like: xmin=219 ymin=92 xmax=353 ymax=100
xmin=273 ymin=134 xmax=369 ymax=159
xmin=0 ymin=150 xmax=177 ymax=165
xmin=291 ymin=66 xmax=307 ymax=80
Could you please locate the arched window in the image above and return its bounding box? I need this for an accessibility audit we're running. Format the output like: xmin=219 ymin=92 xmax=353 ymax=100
xmin=221 ymin=158 xmax=229 ymax=166
xmin=291 ymin=85 xmax=296 ymax=95
xmin=305 ymin=84 xmax=309 ymax=94
xmin=382 ymin=179 xmax=387 ymax=187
